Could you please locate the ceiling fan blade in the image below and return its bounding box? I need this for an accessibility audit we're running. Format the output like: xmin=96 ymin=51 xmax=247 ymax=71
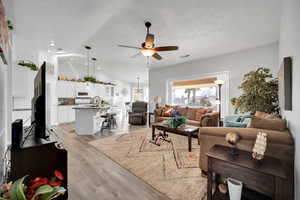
xmin=117 ymin=45 xmax=141 ymax=49
xmin=152 ymin=53 xmax=162 ymax=60
xmin=145 ymin=34 xmax=154 ymax=48
xmin=153 ymin=46 xmax=178 ymax=51
xmin=130 ymin=52 xmax=142 ymax=58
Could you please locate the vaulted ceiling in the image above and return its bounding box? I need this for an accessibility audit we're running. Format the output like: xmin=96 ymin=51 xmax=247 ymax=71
xmin=8 ymin=0 xmax=282 ymax=83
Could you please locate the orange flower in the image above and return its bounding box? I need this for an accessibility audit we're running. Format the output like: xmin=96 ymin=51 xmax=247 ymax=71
xmin=29 ymin=177 xmax=49 ymax=189
xmin=49 ymin=181 xmax=62 ymax=187
xmin=54 ymin=170 xmax=64 ymax=181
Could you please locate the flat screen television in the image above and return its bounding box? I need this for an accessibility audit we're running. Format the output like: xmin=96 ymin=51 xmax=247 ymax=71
xmin=31 ymin=62 xmax=47 ymax=139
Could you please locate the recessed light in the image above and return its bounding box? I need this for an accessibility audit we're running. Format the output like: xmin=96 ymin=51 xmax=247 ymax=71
xmin=180 ymin=54 xmax=190 ymax=58
xmin=50 ymin=41 xmax=55 ymax=47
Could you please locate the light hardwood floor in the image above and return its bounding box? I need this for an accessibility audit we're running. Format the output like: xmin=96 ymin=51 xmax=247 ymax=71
xmin=54 ymin=121 xmax=170 ymax=200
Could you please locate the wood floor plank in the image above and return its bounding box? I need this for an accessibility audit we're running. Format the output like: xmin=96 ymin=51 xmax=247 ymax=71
xmin=54 ymin=123 xmax=170 ymax=200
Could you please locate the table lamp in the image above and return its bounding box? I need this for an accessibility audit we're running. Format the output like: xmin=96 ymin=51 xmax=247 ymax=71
xmin=214 ymin=79 xmax=225 ymax=126
xmin=153 ymin=96 xmax=162 ymax=109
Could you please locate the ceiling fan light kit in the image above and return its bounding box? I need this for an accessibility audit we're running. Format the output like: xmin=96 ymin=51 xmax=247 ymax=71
xmin=117 ymin=21 xmax=179 ymax=61
xmin=141 ymin=49 xmax=155 ymax=57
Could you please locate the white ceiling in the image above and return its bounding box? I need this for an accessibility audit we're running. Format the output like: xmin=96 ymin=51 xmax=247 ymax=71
xmin=9 ymin=0 xmax=281 ymax=83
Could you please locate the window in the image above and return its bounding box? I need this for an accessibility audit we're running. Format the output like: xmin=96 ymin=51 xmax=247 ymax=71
xmin=170 ymin=78 xmax=218 ymax=110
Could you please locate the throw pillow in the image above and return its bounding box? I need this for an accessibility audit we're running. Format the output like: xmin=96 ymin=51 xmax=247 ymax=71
xmin=248 ymin=116 xmax=287 ymax=131
xmin=206 ymin=108 xmax=214 ymax=113
xmin=177 ymin=106 xmax=188 ymax=116
xmin=195 ymin=112 xmax=204 ymax=121
xmin=195 ymin=108 xmax=207 ymax=121
xmin=197 ymin=108 xmax=207 ymax=114
xmin=186 ymin=108 xmax=198 ymax=120
xmin=163 ymin=108 xmax=173 ymax=117
xmin=170 ymin=109 xmax=180 ymax=117
xmin=255 ymin=111 xmax=280 ymax=119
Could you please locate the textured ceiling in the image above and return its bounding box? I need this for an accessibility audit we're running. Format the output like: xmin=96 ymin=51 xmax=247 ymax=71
xmin=9 ymin=0 xmax=281 ymax=83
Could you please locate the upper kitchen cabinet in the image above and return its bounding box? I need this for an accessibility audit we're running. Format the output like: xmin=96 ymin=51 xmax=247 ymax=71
xmin=56 ymin=81 xmax=76 ymax=98
xmin=12 ymin=66 xmax=37 ymax=98
xmin=94 ymin=84 xmax=105 ymax=97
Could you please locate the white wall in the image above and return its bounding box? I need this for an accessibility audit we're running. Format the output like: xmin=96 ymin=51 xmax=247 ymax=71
xmin=149 ymin=43 xmax=279 ymax=113
xmin=0 ymin=36 xmax=12 ymax=185
xmin=0 ymin=62 xmax=8 ymax=184
xmin=279 ymin=0 xmax=300 ymax=198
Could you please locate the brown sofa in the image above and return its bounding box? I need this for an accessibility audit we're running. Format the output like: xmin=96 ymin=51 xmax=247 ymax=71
xmin=154 ymin=105 xmax=219 ymax=127
xmin=198 ymin=127 xmax=294 ymax=172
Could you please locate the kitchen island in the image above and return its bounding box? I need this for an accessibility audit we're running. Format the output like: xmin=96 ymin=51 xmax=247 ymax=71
xmin=73 ymin=105 xmax=109 ymax=135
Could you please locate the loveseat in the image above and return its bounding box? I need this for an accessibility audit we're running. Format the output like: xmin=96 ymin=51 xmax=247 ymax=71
xmin=199 ymin=125 xmax=295 ymax=199
xmin=198 ymin=112 xmax=294 ymax=172
xmin=154 ymin=105 xmax=219 ymax=127
xmin=199 ymin=127 xmax=294 ymax=171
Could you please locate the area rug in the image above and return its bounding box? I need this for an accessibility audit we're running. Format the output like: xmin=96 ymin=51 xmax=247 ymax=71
xmin=89 ymin=129 xmax=207 ymax=200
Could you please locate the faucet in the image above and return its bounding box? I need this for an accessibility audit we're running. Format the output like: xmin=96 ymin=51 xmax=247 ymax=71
xmin=93 ymin=96 xmax=101 ymax=105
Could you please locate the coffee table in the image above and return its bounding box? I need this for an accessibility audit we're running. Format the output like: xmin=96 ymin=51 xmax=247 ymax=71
xmin=152 ymin=122 xmax=199 ymax=152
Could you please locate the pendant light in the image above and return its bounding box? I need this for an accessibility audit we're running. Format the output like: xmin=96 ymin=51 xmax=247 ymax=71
xmin=91 ymin=57 xmax=97 ymax=77
xmin=85 ymin=45 xmax=92 ymax=77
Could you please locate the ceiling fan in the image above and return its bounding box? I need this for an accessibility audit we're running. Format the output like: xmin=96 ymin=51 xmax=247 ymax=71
xmin=118 ymin=21 xmax=178 ymax=60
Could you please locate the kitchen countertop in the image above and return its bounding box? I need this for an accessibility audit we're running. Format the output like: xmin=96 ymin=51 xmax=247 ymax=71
xmin=72 ymin=105 xmax=110 ymax=109
xmin=58 ymin=104 xmax=78 ymax=106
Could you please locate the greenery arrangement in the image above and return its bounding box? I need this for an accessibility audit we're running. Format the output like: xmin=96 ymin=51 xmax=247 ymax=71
xmin=0 ymin=171 xmax=66 ymax=200
xmin=57 ymin=76 xmax=116 ymax=86
xmin=6 ymin=20 xmax=13 ymax=31
xmin=235 ymin=67 xmax=279 ymax=115
xmin=100 ymin=99 xmax=109 ymax=105
xmin=83 ymin=76 xmax=97 ymax=83
xmin=18 ymin=61 xmax=39 ymax=71
xmin=167 ymin=116 xmax=187 ymax=128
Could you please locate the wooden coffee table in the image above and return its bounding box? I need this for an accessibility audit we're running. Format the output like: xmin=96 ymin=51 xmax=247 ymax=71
xmin=151 ymin=122 xmax=199 ymax=152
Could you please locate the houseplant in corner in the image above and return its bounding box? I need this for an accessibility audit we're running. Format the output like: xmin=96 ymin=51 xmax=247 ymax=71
xmin=235 ymin=67 xmax=279 ymax=115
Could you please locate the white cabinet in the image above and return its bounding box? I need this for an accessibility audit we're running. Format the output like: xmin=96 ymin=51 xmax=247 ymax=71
xmin=94 ymin=84 xmax=105 ymax=97
xmin=69 ymin=108 xmax=75 ymax=122
xmin=56 ymin=81 xmax=111 ymax=98
xmin=12 ymin=66 xmax=37 ymax=98
xmin=57 ymin=105 xmax=75 ymax=124
xmin=12 ymin=67 xmax=27 ymax=97
xmin=56 ymin=81 xmax=76 ymax=98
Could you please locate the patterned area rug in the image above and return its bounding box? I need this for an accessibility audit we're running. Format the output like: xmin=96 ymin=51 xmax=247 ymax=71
xmin=90 ymin=129 xmax=207 ymax=200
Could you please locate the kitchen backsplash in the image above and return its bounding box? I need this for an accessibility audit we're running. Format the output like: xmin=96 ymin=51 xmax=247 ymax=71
xmin=58 ymin=98 xmax=76 ymax=105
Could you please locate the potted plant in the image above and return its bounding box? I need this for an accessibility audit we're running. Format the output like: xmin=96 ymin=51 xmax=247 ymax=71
xmin=0 ymin=171 xmax=66 ymax=200
xmin=235 ymin=67 xmax=279 ymax=115
xmin=18 ymin=61 xmax=39 ymax=71
xmin=167 ymin=116 xmax=186 ymax=128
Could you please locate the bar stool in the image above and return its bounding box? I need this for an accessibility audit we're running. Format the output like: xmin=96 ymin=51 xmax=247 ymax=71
xmin=100 ymin=113 xmax=117 ymax=132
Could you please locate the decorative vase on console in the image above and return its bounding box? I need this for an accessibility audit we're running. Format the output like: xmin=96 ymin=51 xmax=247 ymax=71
xmin=228 ymin=178 xmax=243 ymax=200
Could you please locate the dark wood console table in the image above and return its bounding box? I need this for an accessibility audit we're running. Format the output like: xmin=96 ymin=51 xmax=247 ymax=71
xmin=206 ymin=145 xmax=288 ymax=200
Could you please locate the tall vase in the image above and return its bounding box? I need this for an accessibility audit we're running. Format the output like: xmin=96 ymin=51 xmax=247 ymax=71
xmin=227 ymin=178 xmax=243 ymax=200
